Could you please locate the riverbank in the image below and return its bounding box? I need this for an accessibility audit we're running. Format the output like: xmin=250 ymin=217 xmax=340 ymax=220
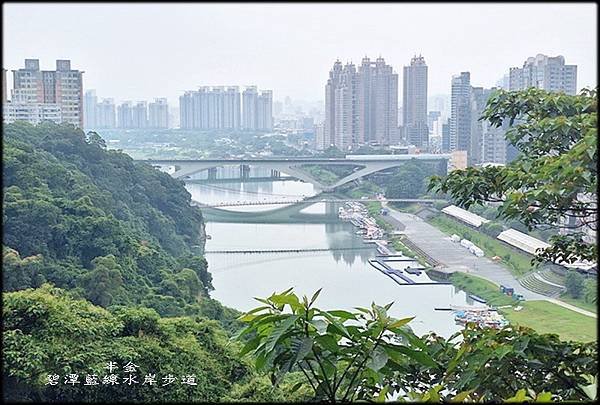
xmin=375 ymin=202 xmax=597 ymax=342
xmin=428 ymin=269 xmax=597 ymax=342
xmin=425 ymin=210 xmax=598 ymax=315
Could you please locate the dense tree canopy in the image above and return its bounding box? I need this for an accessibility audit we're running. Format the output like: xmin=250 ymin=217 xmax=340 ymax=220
xmin=2 ymin=121 xmax=228 ymax=321
xmin=429 ymin=88 xmax=597 ymax=265
xmin=2 ymin=122 xmax=284 ymax=402
xmin=2 ymin=285 xmax=305 ymax=402
xmin=384 ymin=160 xmax=442 ymax=199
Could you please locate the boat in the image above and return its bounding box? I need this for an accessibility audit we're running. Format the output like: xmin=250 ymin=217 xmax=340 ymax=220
xmin=449 ymin=305 xmax=496 ymax=312
xmin=404 ymin=266 xmax=423 ymax=275
xmin=206 ymin=235 xmax=212 ymax=240
xmin=350 ymin=219 xmax=362 ymax=227
xmin=453 ymin=308 xmax=508 ymax=329
xmin=468 ymin=294 xmax=487 ymax=304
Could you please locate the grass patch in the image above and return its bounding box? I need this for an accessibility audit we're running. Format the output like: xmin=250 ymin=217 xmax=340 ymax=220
xmin=449 ymin=272 xmax=517 ymax=307
xmin=448 ymin=273 xmax=597 ymax=342
xmin=339 ymin=181 xmax=383 ymax=199
xmin=557 ymin=294 xmax=597 ymax=314
xmin=428 ymin=214 xmax=536 ymax=277
xmin=503 ymin=301 xmax=597 ymax=343
xmin=376 ymin=217 xmax=393 ymax=232
xmin=363 ymin=201 xmax=393 ymax=232
xmin=302 ymin=165 xmax=339 ymax=185
xmin=366 ymin=201 xmax=382 ymax=216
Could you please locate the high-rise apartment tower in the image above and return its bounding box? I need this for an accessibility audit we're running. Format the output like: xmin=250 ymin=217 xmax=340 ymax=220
xmin=508 ymin=54 xmax=577 ymax=95
xmin=402 ymin=55 xmax=428 ymax=148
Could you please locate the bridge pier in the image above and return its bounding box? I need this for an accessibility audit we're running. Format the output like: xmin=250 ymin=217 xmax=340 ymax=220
xmin=208 ymin=167 xmax=218 ymax=180
xmin=239 ymin=164 xmax=250 ymax=179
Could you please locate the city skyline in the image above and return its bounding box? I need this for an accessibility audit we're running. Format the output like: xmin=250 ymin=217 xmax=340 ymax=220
xmin=3 ymin=3 xmax=597 ymax=105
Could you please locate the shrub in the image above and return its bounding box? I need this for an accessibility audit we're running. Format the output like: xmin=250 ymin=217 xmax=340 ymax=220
xmin=565 ymin=271 xmax=585 ymax=299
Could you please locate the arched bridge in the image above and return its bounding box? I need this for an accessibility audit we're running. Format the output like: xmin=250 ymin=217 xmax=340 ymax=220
xmin=197 ymin=198 xmax=444 ymax=208
xmin=138 ymin=155 xmax=451 ymax=191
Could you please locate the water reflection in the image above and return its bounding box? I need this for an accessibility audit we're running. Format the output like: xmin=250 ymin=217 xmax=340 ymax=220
xmin=185 ymin=179 xmax=481 ymax=338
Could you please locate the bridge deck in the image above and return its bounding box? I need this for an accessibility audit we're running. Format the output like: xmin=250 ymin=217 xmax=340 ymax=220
xmin=140 ymin=155 xmax=451 ymax=164
xmin=204 ymin=247 xmax=374 ymax=254
xmin=194 ymin=198 xmax=444 ymax=208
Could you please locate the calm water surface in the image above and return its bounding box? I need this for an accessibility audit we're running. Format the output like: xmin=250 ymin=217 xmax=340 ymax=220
xmin=186 ymin=179 xmax=482 ymax=338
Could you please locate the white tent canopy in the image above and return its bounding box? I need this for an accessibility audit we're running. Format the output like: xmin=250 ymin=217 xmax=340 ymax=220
xmin=497 ymin=228 xmax=596 ymax=271
xmin=441 ymin=205 xmax=490 ymax=228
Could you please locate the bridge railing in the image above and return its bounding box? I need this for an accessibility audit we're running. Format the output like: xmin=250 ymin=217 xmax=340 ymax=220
xmin=194 ymin=198 xmax=443 ymax=208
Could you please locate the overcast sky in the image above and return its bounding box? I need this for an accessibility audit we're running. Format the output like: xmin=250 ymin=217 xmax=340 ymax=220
xmin=3 ymin=2 xmax=597 ymax=106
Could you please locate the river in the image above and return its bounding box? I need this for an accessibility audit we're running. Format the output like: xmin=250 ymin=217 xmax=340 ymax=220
xmin=186 ymin=179 xmax=483 ymax=338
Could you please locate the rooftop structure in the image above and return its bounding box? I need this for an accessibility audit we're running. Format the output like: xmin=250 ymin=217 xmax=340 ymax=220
xmin=441 ymin=204 xmax=490 ymax=228
xmin=497 ymin=228 xmax=550 ymax=256
xmin=497 ymin=228 xmax=596 ymax=271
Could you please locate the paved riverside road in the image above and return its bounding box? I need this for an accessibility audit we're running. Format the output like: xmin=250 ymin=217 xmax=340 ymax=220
xmin=385 ymin=206 xmax=546 ymax=301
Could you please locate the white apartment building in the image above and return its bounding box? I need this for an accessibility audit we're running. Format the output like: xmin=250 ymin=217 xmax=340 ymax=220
xmin=180 ymin=86 xmax=255 ymax=130
xmin=509 ymin=54 xmax=577 ymax=95
xmin=83 ymin=89 xmax=97 ymax=129
xmin=3 ymin=102 xmax=62 ymax=124
xmin=242 ymin=86 xmax=258 ymax=130
xmin=148 ymin=98 xmax=169 ymax=129
xmin=132 ymin=101 xmax=148 ymax=128
xmin=96 ymin=98 xmax=116 ymax=129
xmin=117 ymin=102 xmax=133 ymax=129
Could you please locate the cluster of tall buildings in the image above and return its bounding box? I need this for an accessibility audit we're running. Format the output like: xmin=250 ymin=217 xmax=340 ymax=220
xmin=179 ymin=86 xmax=273 ymax=131
xmin=117 ymin=99 xmax=169 ymax=129
xmin=319 ymin=52 xmax=578 ymax=166
xmin=3 ymin=59 xmax=84 ymax=127
xmin=2 ymin=53 xmax=579 ymax=156
xmin=319 ymin=57 xmax=399 ymax=150
xmin=318 ymin=55 xmax=430 ymax=151
xmin=83 ymin=91 xmax=115 ymax=129
xmin=83 ymin=92 xmax=170 ymax=130
xmin=441 ymin=54 xmax=577 ymax=166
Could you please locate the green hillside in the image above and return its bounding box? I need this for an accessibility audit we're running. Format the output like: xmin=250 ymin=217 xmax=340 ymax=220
xmin=2 ymin=121 xmax=231 ymax=321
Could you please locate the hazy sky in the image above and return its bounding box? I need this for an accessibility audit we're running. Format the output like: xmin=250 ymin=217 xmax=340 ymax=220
xmin=3 ymin=2 xmax=597 ymax=106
